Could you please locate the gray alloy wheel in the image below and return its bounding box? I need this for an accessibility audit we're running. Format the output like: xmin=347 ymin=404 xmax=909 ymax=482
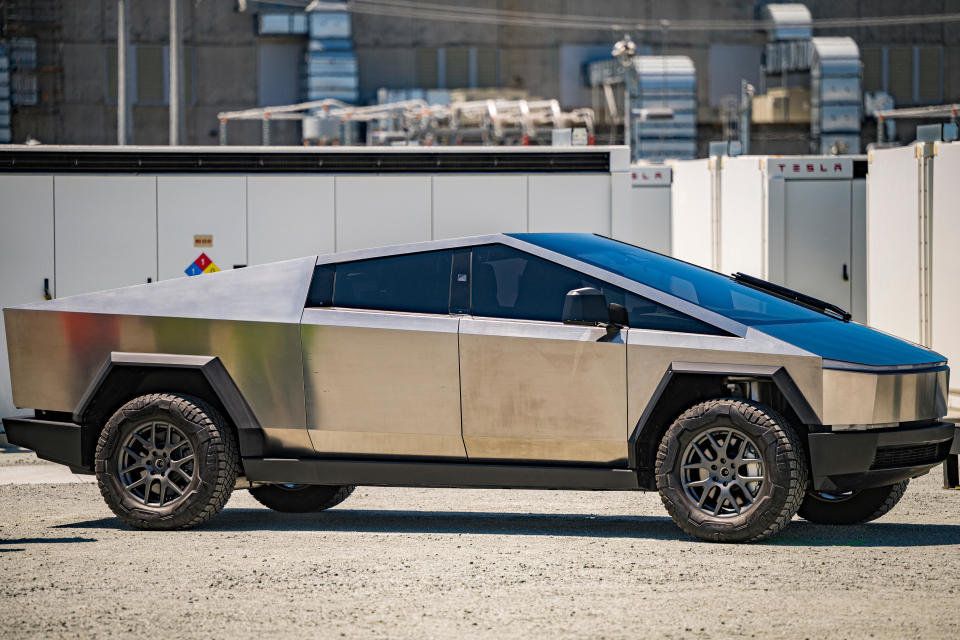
xmin=680 ymin=426 xmax=765 ymax=518
xmin=95 ymin=393 xmax=239 ymax=530
xmin=656 ymin=398 xmax=808 ymax=543
xmin=116 ymin=420 xmax=197 ymax=508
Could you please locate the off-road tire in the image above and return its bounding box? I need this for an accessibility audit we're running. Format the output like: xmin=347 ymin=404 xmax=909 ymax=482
xmin=656 ymin=398 xmax=809 ymax=543
xmin=95 ymin=393 xmax=239 ymax=530
xmin=798 ymin=480 xmax=909 ymax=525
xmin=249 ymin=484 xmax=355 ymax=513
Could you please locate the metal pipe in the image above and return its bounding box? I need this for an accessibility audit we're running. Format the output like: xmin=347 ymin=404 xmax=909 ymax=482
xmin=261 ymin=115 xmax=271 ymax=146
xmin=169 ymin=0 xmax=181 ymax=146
xmin=739 ymin=79 xmax=753 ymax=155
xmin=219 ymin=118 xmax=227 ymax=146
xmin=117 ymin=0 xmax=129 ymax=145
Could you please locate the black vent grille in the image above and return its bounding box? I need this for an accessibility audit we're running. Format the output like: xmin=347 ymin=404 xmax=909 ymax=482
xmin=871 ymin=441 xmax=950 ymax=470
xmin=0 ymin=150 xmax=610 ymax=174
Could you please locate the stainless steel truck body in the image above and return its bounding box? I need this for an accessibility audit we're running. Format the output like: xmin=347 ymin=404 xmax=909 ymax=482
xmin=4 ymin=233 xmax=957 ymax=541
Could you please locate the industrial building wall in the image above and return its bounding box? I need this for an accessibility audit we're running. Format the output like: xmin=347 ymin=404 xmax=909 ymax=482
xmin=8 ymin=1 xmax=960 ymax=146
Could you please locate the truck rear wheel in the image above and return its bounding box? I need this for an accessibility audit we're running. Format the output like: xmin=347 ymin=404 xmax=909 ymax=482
xmin=798 ymin=481 xmax=909 ymax=525
xmin=249 ymin=484 xmax=355 ymax=513
xmin=95 ymin=393 xmax=239 ymax=530
xmin=655 ymin=398 xmax=808 ymax=543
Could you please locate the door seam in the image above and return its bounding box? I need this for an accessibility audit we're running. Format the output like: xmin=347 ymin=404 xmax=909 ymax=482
xmin=457 ymin=316 xmax=469 ymax=460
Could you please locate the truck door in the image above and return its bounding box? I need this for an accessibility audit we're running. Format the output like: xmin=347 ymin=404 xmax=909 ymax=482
xmin=458 ymin=244 xmax=629 ymax=466
xmin=300 ymin=250 xmax=466 ymax=460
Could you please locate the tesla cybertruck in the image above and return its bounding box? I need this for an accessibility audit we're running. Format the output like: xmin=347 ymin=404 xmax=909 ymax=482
xmin=4 ymin=233 xmax=958 ymax=542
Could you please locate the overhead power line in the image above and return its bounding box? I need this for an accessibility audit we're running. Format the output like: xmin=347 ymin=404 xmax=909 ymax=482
xmin=344 ymin=1 xmax=960 ymax=31
xmin=245 ymin=0 xmax=960 ymax=33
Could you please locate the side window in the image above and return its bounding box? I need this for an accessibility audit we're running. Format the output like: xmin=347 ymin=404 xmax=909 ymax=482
xmin=472 ymin=244 xmax=599 ymax=322
xmin=471 ymin=244 xmax=725 ymax=335
xmin=620 ymin=292 xmax=726 ymax=335
xmin=305 ymin=250 xmax=453 ymax=314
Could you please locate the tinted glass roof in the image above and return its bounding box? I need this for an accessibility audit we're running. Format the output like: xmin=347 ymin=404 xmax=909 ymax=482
xmin=511 ymin=233 xmax=944 ymax=367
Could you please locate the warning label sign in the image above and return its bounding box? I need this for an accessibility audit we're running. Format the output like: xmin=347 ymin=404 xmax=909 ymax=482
xmin=184 ymin=252 xmax=221 ymax=276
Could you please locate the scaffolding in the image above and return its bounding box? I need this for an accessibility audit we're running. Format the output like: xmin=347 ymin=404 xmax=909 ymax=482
xmin=216 ymin=97 xmax=595 ymax=147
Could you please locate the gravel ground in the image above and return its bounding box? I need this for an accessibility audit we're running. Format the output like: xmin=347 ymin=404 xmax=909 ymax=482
xmin=0 ymin=444 xmax=40 ymax=467
xmin=1 ymin=466 xmax=958 ymax=639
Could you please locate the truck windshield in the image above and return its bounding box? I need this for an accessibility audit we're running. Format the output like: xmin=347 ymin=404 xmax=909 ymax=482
xmin=509 ymin=233 xmax=825 ymax=327
xmin=510 ymin=233 xmax=945 ymax=366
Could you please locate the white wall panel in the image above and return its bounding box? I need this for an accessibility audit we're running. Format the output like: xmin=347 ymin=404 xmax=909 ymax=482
xmin=528 ymin=175 xmax=610 ymax=233
xmin=931 ymin=142 xmax=960 ymax=406
xmin=866 ymin=145 xmax=921 ymax=342
xmin=157 ymin=177 xmax=247 ymax=281
xmin=623 ymin=185 xmax=670 ymax=253
xmin=850 ymin=179 xmax=867 ymax=323
xmin=719 ymin=156 xmax=765 ymax=278
xmin=335 ymin=176 xmax=431 ymax=251
xmin=670 ymin=158 xmax=713 ymax=267
xmin=247 ymin=176 xmax=335 ymax=264
xmin=54 ymin=176 xmax=157 ymax=297
xmin=432 ymin=176 xmax=526 ymax=239
xmin=0 ymin=176 xmax=54 ymax=416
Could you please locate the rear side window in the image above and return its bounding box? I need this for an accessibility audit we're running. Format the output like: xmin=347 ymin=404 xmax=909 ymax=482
xmin=306 ymin=250 xmax=453 ymax=314
xmin=471 ymin=244 xmax=725 ymax=335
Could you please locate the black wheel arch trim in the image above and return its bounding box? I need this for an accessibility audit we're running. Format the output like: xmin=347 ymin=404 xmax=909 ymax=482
xmin=628 ymin=362 xmax=820 ymax=470
xmin=73 ymin=352 xmax=265 ymax=458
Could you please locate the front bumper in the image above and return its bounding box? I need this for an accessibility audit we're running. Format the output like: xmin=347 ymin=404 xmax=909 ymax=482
xmin=2 ymin=416 xmax=90 ymax=469
xmin=808 ymin=422 xmax=958 ymax=492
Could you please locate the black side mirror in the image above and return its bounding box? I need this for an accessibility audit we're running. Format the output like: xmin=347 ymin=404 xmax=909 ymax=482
xmin=608 ymin=302 xmax=628 ymax=327
xmin=562 ymin=287 xmax=610 ymax=326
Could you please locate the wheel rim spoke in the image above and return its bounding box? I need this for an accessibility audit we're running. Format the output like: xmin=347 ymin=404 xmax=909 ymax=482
xmin=115 ymin=420 xmax=195 ymax=509
xmin=680 ymin=425 xmax=765 ymax=519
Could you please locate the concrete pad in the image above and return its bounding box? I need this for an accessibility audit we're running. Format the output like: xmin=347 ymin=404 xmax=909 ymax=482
xmin=0 ymin=464 xmax=95 ymax=485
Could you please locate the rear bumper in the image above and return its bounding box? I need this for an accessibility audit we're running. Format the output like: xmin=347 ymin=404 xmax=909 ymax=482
xmin=808 ymin=422 xmax=958 ymax=492
xmin=2 ymin=416 xmax=89 ymax=469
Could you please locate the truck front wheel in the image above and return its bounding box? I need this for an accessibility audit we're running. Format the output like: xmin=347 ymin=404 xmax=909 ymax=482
xmin=655 ymin=398 xmax=809 ymax=543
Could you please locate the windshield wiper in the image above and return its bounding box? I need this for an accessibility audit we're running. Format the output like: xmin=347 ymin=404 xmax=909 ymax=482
xmin=731 ymin=272 xmax=852 ymax=322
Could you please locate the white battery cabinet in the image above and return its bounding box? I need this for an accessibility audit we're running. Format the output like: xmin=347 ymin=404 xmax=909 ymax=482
xmin=669 ymin=157 xmax=714 ymax=268
xmin=931 ymin=142 xmax=960 ymax=411
xmin=669 ymin=155 xmax=867 ymax=320
xmin=719 ymin=156 xmax=866 ymax=321
xmin=0 ymin=145 xmax=631 ymax=419
xmin=618 ymin=164 xmax=672 ymax=255
xmin=868 ymin=141 xmax=960 ymax=410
